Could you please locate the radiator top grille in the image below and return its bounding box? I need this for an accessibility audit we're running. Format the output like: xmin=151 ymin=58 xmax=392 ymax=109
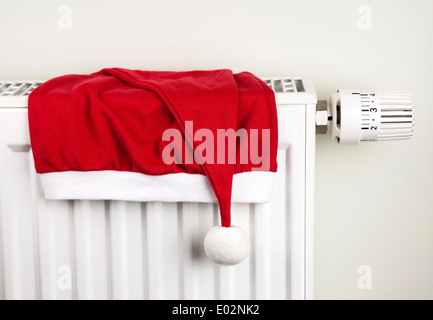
xmin=0 ymin=77 xmax=315 ymax=108
xmin=0 ymin=81 xmax=43 ymax=97
xmin=262 ymin=78 xmax=305 ymax=93
xmin=0 ymin=79 xmax=304 ymax=96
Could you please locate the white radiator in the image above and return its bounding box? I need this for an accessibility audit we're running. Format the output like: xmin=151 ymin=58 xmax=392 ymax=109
xmin=0 ymin=78 xmax=316 ymax=300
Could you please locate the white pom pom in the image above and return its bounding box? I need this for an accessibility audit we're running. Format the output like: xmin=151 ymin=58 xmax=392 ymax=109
xmin=204 ymin=225 xmax=250 ymax=266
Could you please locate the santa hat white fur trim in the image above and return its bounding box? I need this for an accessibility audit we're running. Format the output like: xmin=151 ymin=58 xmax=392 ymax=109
xmin=39 ymin=170 xmax=274 ymax=203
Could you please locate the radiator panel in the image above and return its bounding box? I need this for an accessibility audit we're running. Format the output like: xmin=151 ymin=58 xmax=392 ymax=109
xmin=0 ymin=102 xmax=315 ymax=300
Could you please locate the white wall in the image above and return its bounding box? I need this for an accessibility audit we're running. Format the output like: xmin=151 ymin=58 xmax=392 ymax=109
xmin=1 ymin=0 xmax=432 ymax=299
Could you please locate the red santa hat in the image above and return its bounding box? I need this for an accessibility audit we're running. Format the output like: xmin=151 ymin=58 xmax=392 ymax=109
xmin=28 ymin=68 xmax=278 ymax=266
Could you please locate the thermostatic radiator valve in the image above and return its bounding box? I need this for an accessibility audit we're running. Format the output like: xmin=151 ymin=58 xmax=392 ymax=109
xmin=316 ymin=89 xmax=414 ymax=144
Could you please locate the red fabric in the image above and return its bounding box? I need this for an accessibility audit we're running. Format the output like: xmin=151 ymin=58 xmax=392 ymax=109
xmin=28 ymin=68 xmax=278 ymax=227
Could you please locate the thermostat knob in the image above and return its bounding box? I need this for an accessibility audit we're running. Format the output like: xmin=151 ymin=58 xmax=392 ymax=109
xmin=331 ymin=89 xmax=414 ymax=144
